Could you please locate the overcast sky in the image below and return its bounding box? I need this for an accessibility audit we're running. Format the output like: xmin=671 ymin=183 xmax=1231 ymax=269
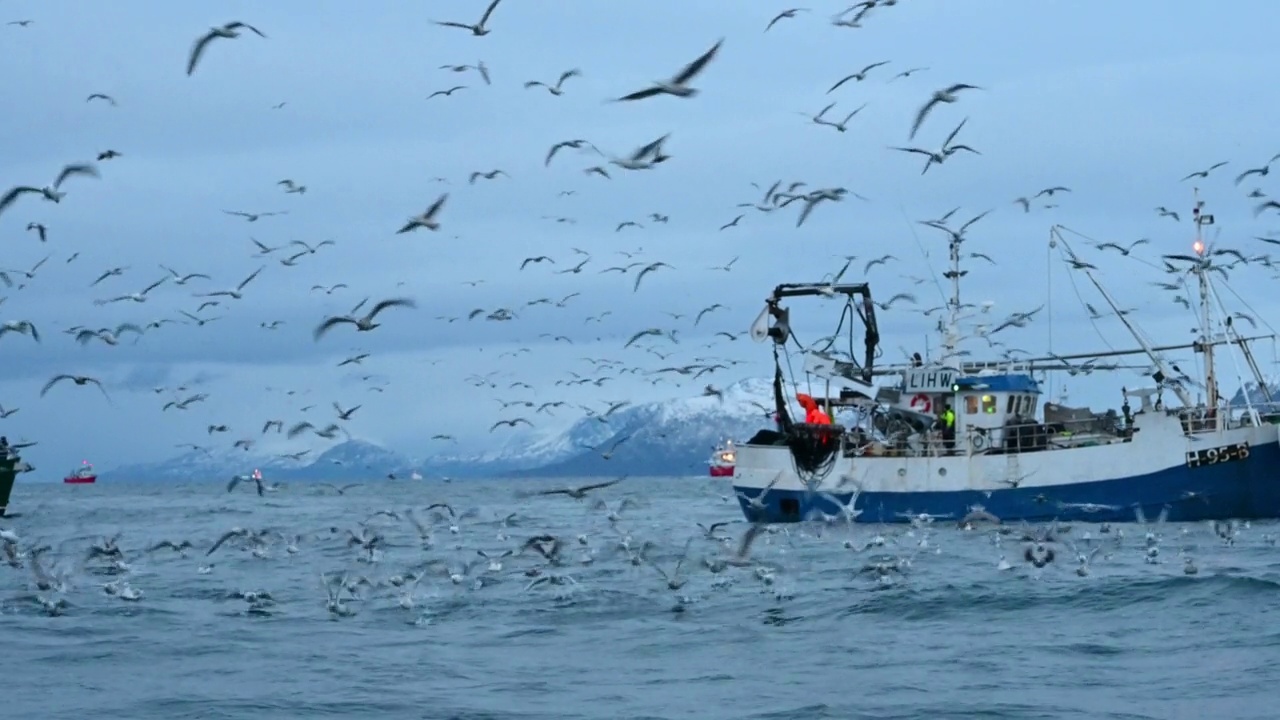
xmin=2 ymin=0 xmax=1279 ymax=474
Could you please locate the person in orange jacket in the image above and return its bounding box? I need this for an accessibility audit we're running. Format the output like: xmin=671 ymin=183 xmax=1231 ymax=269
xmin=795 ymin=393 xmax=831 ymax=425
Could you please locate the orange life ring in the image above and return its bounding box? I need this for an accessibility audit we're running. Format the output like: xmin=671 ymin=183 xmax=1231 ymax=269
xmin=909 ymin=394 xmax=932 ymax=413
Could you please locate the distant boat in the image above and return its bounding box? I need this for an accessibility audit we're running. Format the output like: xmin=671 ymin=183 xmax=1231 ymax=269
xmin=708 ymin=440 xmax=735 ymax=478
xmin=64 ymin=461 xmax=97 ymax=485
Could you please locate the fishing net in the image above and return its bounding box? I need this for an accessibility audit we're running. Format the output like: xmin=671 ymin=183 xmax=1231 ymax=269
xmin=787 ymin=422 xmax=843 ymax=488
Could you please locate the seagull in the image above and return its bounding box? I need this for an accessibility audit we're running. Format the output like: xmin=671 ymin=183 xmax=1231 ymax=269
xmin=765 ymin=8 xmax=809 ymax=32
xmin=536 ymin=477 xmax=624 ymax=500
xmin=86 ymin=93 xmax=117 ymax=106
xmin=0 ymin=320 xmax=39 ymax=342
xmin=524 ymin=69 xmax=581 ymax=96
xmin=607 ymin=134 xmax=671 ymax=171
xmin=633 ymin=262 xmax=674 ymax=292
xmin=196 ymin=267 xmax=263 ymax=300
xmin=440 ymin=61 xmax=490 ymax=84
xmin=614 ymin=38 xmax=724 ymax=102
xmin=891 ymin=118 xmax=979 ymax=174
xmin=187 ymin=22 xmax=266 ymax=76
xmin=0 ymin=163 xmax=101 ymax=217
xmin=545 ymin=139 xmax=600 ymax=166
xmin=396 ymin=194 xmax=448 ymax=233
xmin=490 ymin=418 xmax=533 ymax=431
xmin=433 ymin=0 xmax=504 ymax=36
xmin=1181 ymin=161 xmax=1228 ymax=181
xmin=428 ymin=86 xmax=467 ymax=99
xmin=94 ymin=276 xmax=168 ymax=305
xmin=40 ymin=374 xmax=110 ymax=400
xmin=314 ymin=298 xmax=416 ymax=340
xmin=826 ymin=61 xmax=890 ymax=93
xmin=910 ymin=83 xmax=981 ymax=139
xmin=223 ymin=210 xmax=286 ymax=222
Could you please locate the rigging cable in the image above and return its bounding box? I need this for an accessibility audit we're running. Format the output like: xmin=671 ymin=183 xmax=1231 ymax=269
xmin=1049 ymin=227 xmax=1120 ymax=354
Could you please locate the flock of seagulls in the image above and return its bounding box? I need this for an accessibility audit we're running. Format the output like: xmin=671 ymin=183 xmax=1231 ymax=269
xmin=1 ymin=480 xmax=1271 ymax=622
xmin=1 ymin=16 xmax=1279 ymax=720
xmin=1 ymin=0 xmax=1279 ymax=619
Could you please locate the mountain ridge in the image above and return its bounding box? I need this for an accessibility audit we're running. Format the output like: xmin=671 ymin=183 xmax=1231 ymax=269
xmin=98 ymin=378 xmax=777 ymax=481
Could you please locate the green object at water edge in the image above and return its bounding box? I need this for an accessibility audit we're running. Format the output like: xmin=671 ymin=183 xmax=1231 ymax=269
xmin=0 ymin=454 xmax=18 ymax=517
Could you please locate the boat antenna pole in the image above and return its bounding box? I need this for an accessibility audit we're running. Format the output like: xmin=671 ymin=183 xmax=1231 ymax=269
xmin=1191 ymin=189 xmax=1219 ymax=410
xmin=1050 ymin=227 xmax=1194 ymax=408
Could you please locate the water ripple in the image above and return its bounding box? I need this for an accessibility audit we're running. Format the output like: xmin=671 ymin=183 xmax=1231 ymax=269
xmin=2 ymin=478 xmax=1278 ymax=719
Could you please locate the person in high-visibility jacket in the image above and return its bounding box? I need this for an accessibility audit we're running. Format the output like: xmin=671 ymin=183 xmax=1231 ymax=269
xmin=940 ymin=403 xmax=956 ymax=450
xmin=795 ymin=393 xmax=831 ymax=425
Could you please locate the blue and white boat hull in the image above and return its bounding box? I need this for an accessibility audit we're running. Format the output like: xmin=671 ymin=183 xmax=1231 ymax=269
xmin=730 ymin=413 xmax=1280 ymax=524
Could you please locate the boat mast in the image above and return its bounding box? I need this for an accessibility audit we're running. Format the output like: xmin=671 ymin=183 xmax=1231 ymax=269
xmin=941 ymin=230 xmax=962 ymax=361
xmin=1191 ymin=191 xmax=1218 ymax=409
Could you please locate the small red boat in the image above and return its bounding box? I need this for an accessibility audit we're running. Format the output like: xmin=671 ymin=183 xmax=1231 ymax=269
xmin=708 ymin=440 xmax=736 ymax=478
xmin=64 ymin=461 xmax=97 ymax=484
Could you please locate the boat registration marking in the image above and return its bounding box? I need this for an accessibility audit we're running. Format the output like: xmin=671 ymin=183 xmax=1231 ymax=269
xmin=1185 ymin=442 xmax=1249 ymax=469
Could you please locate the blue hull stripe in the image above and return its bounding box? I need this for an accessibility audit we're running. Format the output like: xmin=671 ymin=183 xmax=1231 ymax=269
xmin=732 ymin=439 xmax=1280 ymax=524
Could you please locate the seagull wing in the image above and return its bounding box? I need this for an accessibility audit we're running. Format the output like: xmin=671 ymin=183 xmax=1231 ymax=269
xmin=226 ymin=21 xmax=266 ymax=38
xmin=424 ymin=193 xmax=448 ymax=219
xmin=313 ymin=316 xmax=357 ymax=340
xmin=236 ymin=266 xmax=265 ymax=292
xmin=616 ymin=86 xmax=665 ymax=102
xmin=366 ymin=297 xmax=416 ymax=320
xmin=477 ymin=0 xmax=503 ymax=27
xmin=576 ymin=477 xmax=624 ymax=493
xmin=187 ymin=30 xmax=219 ymax=75
xmin=39 ymin=374 xmax=74 ymax=397
xmin=0 ymin=187 xmax=42 ymax=216
xmin=910 ymin=97 xmax=941 ymax=139
xmin=53 ymin=163 xmax=99 ymax=189
xmin=671 ymin=38 xmax=723 ymax=85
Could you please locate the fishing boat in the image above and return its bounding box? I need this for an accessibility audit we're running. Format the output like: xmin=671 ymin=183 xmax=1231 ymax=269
xmin=64 ymin=461 xmax=97 ymax=484
xmin=731 ymin=194 xmax=1280 ymax=525
xmin=709 ymin=440 xmax=736 ymax=477
xmin=0 ymin=449 xmax=18 ymax=517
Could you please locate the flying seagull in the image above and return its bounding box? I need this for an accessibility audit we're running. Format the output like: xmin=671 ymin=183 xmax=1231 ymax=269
xmin=614 ymin=38 xmax=724 ymax=102
xmin=910 ymin=83 xmax=981 ymax=139
xmin=187 ymin=22 xmax=266 ymax=76
xmin=433 ymin=0 xmax=504 ymax=36
xmin=40 ymin=374 xmax=111 ymax=400
xmin=0 ymin=163 xmax=101 ymax=218
xmin=396 ymin=193 xmax=448 ymax=233
xmin=765 ymin=8 xmax=809 ymax=32
xmin=524 ymin=69 xmax=581 ymax=96
xmin=314 ymin=298 xmax=416 ymax=340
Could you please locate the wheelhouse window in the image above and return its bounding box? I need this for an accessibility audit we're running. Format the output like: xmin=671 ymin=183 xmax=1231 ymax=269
xmin=981 ymin=395 xmax=997 ymax=414
xmin=965 ymin=395 xmax=978 ymax=414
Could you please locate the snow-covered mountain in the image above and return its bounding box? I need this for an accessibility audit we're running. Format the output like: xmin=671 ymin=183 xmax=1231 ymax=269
xmin=1228 ymin=379 xmax=1279 ymax=408
xmin=101 ymin=378 xmax=782 ymax=481
xmin=102 ymin=439 xmax=419 ymax=482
